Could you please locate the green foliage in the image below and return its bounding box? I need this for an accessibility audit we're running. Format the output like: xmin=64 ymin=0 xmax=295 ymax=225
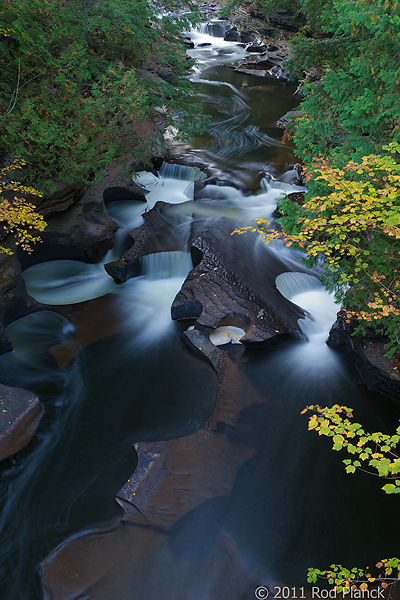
xmin=305 ymin=404 xmax=400 ymax=591
xmin=290 ymin=0 xmax=400 ymax=164
xmin=0 ymin=0 xmax=203 ymax=188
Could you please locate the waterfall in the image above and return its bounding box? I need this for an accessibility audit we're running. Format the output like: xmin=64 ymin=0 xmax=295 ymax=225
xmin=276 ymin=272 xmax=340 ymax=367
xmin=139 ymin=251 xmax=193 ymax=280
xmin=158 ymin=162 xmax=207 ymax=182
xmin=199 ymin=21 xmax=227 ymax=37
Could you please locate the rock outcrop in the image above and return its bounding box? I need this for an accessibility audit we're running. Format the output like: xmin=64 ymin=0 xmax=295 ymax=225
xmin=328 ymin=314 xmax=400 ymax=404
xmin=0 ymin=253 xmax=40 ymax=355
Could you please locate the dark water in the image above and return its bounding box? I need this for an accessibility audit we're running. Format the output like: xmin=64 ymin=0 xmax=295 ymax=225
xmin=1 ymin=23 xmax=400 ymax=600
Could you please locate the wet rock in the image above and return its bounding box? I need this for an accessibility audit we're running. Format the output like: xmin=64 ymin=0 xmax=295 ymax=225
xmin=198 ymin=42 xmax=212 ymax=47
xmin=328 ymin=314 xmax=400 ymax=403
xmin=0 ymin=253 xmax=40 ymax=355
xmin=224 ymin=27 xmax=241 ymax=42
xmin=240 ymin=32 xmax=257 ymax=43
xmin=36 ymin=179 xmax=86 ymax=217
xmin=18 ymin=192 xmax=118 ymax=268
xmin=0 ymin=382 xmax=43 ymax=461
xmin=172 ymin=219 xmax=306 ymax=343
xmin=103 ymin=185 xmax=147 ymax=203
xmin=246 ymin=44 xmax=267 ymax=53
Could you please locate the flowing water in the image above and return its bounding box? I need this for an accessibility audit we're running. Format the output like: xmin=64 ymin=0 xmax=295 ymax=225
xmin=1 ymin=19 xmax=400 ymax=600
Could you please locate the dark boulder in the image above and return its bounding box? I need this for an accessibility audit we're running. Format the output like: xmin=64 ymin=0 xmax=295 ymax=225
xmin=0 ymin=382 xmax=43 ymax=461
xmin=224 ymin=27 xmax=241 ymax=42
xmin=0 ymin=253 xmax=41 ymax=355
xmin=240 ymin=32 xmax=257 ymax=43
xmin=246 ymin=44 xmax=267 ymax=53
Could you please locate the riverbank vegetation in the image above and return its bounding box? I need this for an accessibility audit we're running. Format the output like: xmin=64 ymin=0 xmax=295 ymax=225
xmin=231 ymin=0 xmax=400 ymax=356
xmin=0 ymin=0 xmax=202 ymax=251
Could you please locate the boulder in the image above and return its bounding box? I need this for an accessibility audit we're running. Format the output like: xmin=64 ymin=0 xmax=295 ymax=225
xmin=0 ymin=382 xmax=43 ymax=461
xmin=224 ymin=27 xmax=241 ymax=42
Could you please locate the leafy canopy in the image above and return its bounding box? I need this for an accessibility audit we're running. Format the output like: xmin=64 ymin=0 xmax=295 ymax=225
xmin=0 ymin=0 xmax=203 ymax=188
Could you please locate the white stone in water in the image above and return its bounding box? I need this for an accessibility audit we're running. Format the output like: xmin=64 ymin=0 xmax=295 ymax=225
xmin=209 ymin=326 xmax=245 ymax=346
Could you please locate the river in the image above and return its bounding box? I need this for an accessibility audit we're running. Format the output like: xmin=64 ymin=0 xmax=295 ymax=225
xmin=0 ymin=20 xmax=399 ymax=600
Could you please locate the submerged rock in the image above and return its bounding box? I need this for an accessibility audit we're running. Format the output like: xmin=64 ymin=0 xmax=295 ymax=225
xmin=0 ymin=382 xmax=43 ymax=461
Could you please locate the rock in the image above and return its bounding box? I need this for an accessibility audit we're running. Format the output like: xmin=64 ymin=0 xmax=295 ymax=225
xmin=17 ymin=159 xmax=150 ymax=269
xmin=198 ymin=42 xmax=212 ymax=47
xmin=240 ymin=32 xmax=257 ymax=43
xmin=224 ymin=27 xmax=241 ymax=42
xmin=0 ymin=253 xmax=40 ymax=355
xmin=172 ymin=219 xmax=307 ymax=344
xmin=18 ymin=192 xmax=118 ymax=268
xmin=268 ymin=44 xmax=279 ymax=52
xmin=0 ymin=382 xmax=43 ymax=461
xmin=246 ymin=44 xmax=267 ymax=53
xmin=35 ymin=179 xmax=86 ymax=217
xmin=328 ymin=314 xmax=400 ymax=403
xmin=103 ymin=185 xmax=147 ymax=203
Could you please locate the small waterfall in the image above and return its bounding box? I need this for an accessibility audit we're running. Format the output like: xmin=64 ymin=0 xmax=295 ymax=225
xmin=116 ymin=252 xmax=193 ymax=345
xmin=276 ymin=272 xmax=323 ymax=299
xmin=133 ymin=165 xmax=206 ymax=209
xmin=199 ymin=21 xmax=227 ymax=37
xmin=140 ymin=251 xmax=193 ymax=280
xmin=276 ymin=272 xmax=340 ymax=368
xmin=158 ymin=162 xmax=207 ymax=182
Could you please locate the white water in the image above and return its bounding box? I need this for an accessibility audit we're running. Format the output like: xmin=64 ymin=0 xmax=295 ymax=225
xmin=276 ymin=272 xmax=340 ymax=367
xmin=22 ymin=259 xmax=118 ymax=305
xmin=186 ymin=23 xmax=249 ymax=67
xmin=116 ymin=252 xmax=192 ymax=344
xmin=133 ymin=164 xmax=206 ymax=209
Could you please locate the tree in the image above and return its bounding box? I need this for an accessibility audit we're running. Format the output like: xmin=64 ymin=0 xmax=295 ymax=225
xmin=0 ymin=0 xmax=203 ymax=189
xmin=289 ymin=0 xmax=400 ymax=165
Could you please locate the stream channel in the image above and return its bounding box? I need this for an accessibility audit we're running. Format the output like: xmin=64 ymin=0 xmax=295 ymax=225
xmin=1 ymin=20 xmax=400 ymax=600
